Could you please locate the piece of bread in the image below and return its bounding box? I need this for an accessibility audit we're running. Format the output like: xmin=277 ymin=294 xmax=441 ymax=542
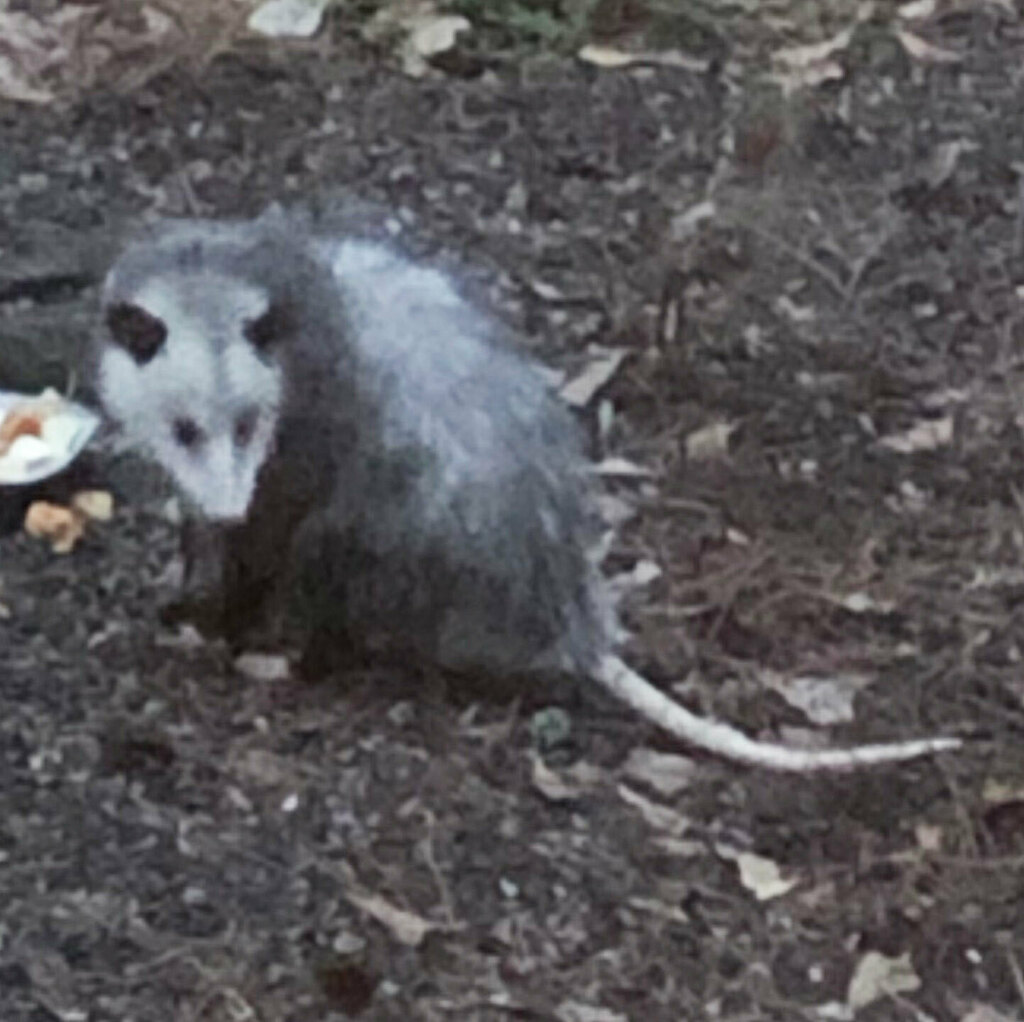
xmin=24 ymin=501 xmax=86 ymax=554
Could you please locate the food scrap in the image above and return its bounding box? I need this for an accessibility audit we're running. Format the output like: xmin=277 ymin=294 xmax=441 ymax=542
xmin=23 ymin=489 xmax=115 ymax=554
xmin=0 ymin=388 xmax=62 ymax=457
xmin=72 ymin=489 xmax=114 ymax=522
xmin=24 ymin=501 xmax=86 ymax=554
xmin=0 ymin=387 xmax=100 ymax=486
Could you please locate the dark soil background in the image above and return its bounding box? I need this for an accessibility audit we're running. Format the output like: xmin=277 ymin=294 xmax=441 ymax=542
xmin=1 ymin=4 xmax=1024 ymax=1020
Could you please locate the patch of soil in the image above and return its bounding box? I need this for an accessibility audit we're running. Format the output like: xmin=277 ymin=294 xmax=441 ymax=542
xmin=2 ymin=10 xmax=1024 ymax=1021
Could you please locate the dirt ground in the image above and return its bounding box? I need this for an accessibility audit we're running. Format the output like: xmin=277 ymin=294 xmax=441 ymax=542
xmin=2 ymin=6 xmax=1024 ymax=1021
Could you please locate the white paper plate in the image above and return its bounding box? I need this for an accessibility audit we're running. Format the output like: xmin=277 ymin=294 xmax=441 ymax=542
xmin=0 ymin=389 xmax=100 ymax=486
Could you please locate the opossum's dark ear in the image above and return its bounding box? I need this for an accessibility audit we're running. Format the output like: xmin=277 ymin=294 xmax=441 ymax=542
xmin=105 ymin=301 xmax=167 ymax=365
xmin=243 ymin=301 xmax=292 ymax=352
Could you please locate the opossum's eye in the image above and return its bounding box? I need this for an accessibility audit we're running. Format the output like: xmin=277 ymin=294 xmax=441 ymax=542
xmin=243 ymin=303 xmax=290 ymax=351
xmin=172 ymin=416 xmax=204 ymax=451
xmin=106 ymin=302 xmax=167 ymax=365
xmin=233 ymin=408 xmax=259 ymax=447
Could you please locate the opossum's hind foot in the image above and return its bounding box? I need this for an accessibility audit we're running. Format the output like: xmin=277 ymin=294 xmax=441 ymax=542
xmin=295 ymin=628 xmax=381 ymax=684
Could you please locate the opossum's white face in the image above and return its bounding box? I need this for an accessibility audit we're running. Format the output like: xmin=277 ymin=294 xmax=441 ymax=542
xmin=97 ymin=270 xmax=284 ymax=522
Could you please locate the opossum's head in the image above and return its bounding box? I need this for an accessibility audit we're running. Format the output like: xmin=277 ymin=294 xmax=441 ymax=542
xmin=95 ymin=214 xmax=309 ymax=522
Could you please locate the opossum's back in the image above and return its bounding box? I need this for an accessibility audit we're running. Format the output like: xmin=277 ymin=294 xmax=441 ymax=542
xmin=308 ymin=240 xmax=615 ymax=673
xmin=310 ymin=361 xmax=612 ymax=674
xmin=422 ymin=420 xmax=611 ymax=676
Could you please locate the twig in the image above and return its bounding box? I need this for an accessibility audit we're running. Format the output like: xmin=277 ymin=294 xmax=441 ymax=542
xmin=744 ymin=223 xmax=850 ymax=302
xmin=420 ymin=809 xmax=459 ymax=928
xmin=1016 ymin=174 xmax=1024 ymax=258
xmin=1004 ymin=945 xmax=1024 ymax=1014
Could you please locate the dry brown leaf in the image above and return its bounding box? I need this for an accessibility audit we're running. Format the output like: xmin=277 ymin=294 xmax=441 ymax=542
xmin=812 ymin=1002 xmax=853 ymax=1020
xmin=837 ymin=591 xmax=896 ymax=614
xmin=0 ymin=54 xmax=54 ymax=104
xmin=919 ymin=139 xmax=967 ymax=189
xmin=915 ymin=823 xmax=943 ymax=852
xmin=878 ymin=415 xmax=953 ymax=453
xmin=626 ymin=896 xmax=691 ymax=925
xmin=898 ymin=0 xmax=937 ymax=17
xmin=21 ymin=947 xmax=84 ymax=1022
xmin=0 ymin=7 xmax=100 ymax=104
xmin=0 ymin=12 xmax=65 ymax=104
xmin=895 ymin=28 xmax=962 ymax=62
xmin=669 ymin=198 xmax=716 ymax=241
xmin=716 ymin=845 xmax=798 ymax=901
xmin=364 ymin=0 xmax=469 ymax=77
xmin=650 ymin=835 xmax=705 ymax=857
xmin=770 ymin=60 xmax=845 ymax=96
xmin=577 ymin=44 xmax=708 ymax=73
xmin=847 ymin=951 xmax=921 ymax=1010
xmin=960 ymin=1005 xmax=1019 ymax=1022
xmin=531 ymin=754 xmax=601 ymax=803
xmin=685 ymin=421 xmax=735 ymax=463
xmin=593 ymin=457 xmax=656 ymax=479
xmin=530 ymin=280 xmax=565 ymax=301
xmin=776 ymin=294 xmax=816 ymax=323
xmin=559 ymin=348 xmax=629 ymax=408
xmin=234 ymin=652 xmax=291 ymax=683
xmin=762 ymin=671 xmax=872 ymax=727
xmin=556 ymin=1002 xmax=628 ymax=1022
xmin=982 ymin=778 xmax=1024 ymax=805
xmin=923 ymin=385 xmax=970 ymax=409
xmin=620 ymin=748 xmax=697 ymax=797
xmin=247 ymin=0 xmax=334 ymax=38
xmin=773 ymin=27 xmax=854 ymax=68
xmin=576 ymin=44 xmax=635 ymax=68
xmin=345 ymin=888 xmax=437 ymax=947
xmin=405 ymin=14 xmax=470 ymax=65
xmin=617 ymin=783 xmax=690 ymax=837
xmin=0 ymin=2 xmax=194 ymax=102
xmin=326 ymin=858 xmax=456 ymax=947
xmin=607 ymin=559 xmax=662 ymax=597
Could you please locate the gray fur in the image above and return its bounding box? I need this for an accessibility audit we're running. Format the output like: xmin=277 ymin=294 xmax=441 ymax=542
xmin=96 ymin=207 xmax=613 ymax=677
xmin=90 ymin=207 xmax=962 ymax=772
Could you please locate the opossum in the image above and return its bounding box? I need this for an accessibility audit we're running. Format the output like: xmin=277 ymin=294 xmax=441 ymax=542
xmin=89 ymin=205 xmax=961 ymax=772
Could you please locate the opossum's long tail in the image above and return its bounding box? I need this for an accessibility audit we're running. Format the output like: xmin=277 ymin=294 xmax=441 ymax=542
xmin=594 ymin=654 xmax=962 ymax=772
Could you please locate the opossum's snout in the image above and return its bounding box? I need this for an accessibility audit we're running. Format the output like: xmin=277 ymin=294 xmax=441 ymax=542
xmin=191 ymin=474 xmax=255 ymax=523
xmin=161 ymin=413 xmax=274 ymax=524
xmin=175 ymin=452 xmax=260 ymax=523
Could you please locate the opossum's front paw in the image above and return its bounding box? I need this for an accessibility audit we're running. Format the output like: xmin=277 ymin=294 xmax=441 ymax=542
xmin=159 ymin=593 xmax=230 ymax=641
xmin=296 ymin=630 xmax=369 ymax=683
xmin=296 ymin=634 xmax=336 ymax=683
